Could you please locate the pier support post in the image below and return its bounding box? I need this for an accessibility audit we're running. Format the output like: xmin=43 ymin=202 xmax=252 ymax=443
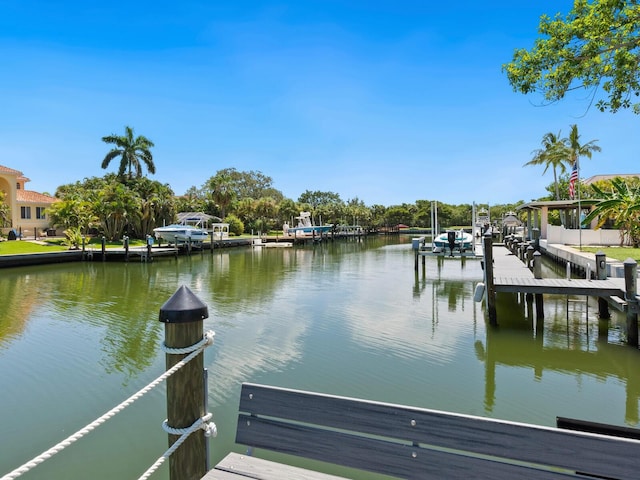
xmin=160 ymin=286 xmax=209 ymax=480
xmin=526 ymin=245 xmax=534 ymax=269
xmin=598 ymin=298 xmax=611 ymax=320
xmin=597 ymin=254 xmax=611 ymax=321
xmin=483 ymin=233 xmax=497 ymax=326
xmin=146 ymin=235 xmax=153 ymax=262
xmin=596 ymin=251 xmax=607 ymax=280
xmin=535 ymin=294 xmax=544 ymax=320
xmin=101 ymin=236 xmax=106 ymax=261
xmin=124 ymin=236 xmax=129 ymax=261
xmin=624 ymin=259 xmax=638 ymax=347
xmin=533 ymin=251 xmax=542 ymax=279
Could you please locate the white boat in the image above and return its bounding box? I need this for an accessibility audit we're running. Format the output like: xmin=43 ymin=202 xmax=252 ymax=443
xmin=283 ymin=212 xmax=332 ymax=237
xmin=153 ymin=224 xmax=209 ymax=244
xmin=432 ymin=229 xmax=474 ymax=254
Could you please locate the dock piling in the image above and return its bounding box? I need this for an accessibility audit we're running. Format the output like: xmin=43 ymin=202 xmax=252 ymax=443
xmin=160 ymin=286 xmax=209 ymax=480
xmin=624 ymin=259 xmax=638 ymax=347
xmin=482 ymin=233 xmax=497 ymax=326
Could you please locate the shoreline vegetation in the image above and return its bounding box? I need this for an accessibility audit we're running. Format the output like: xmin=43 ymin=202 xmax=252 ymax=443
xmin=3 ymin=235 xmax=640 ymax=263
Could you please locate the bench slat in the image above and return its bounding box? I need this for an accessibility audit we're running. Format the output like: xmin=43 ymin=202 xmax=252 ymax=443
xmin=239 ymin=383 xmax=640 ymax=480
xmin=237 ymin=414 xmax=585 ymax=479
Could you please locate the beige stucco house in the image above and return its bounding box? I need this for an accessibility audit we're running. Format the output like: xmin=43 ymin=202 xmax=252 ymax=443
xmin=0 ymin=165 xmax=57 ymax=238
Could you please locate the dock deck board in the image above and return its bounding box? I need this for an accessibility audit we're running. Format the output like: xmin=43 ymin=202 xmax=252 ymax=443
xmin=491 ymin=246 xmax=628 ymax=297
xmin=203 ymin=453 xmax=348 ymax=480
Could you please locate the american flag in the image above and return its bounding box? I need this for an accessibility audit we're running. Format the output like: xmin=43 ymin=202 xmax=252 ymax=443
xmin=568 ymin=161 xmax=578 ymax=199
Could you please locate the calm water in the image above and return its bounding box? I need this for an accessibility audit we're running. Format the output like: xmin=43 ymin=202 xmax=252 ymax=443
xmin=1 ymin=236 xmax=639 ymax=479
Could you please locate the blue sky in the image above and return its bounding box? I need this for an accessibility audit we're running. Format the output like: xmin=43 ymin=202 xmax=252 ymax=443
xmin=1 ymin=1 xmax=637 ymax=206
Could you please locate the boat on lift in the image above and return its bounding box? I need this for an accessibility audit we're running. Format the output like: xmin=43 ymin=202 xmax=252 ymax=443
xmin=283 ymin=212 xmax=332 ymax=237
xmin=432 ymin=229 xmax=474 ymax=254
xmin=153 ymin=224 xmax=209 ymax=244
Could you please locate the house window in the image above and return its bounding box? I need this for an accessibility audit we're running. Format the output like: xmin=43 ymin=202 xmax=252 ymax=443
xmin=36 ymin=207 xmax=46 ymax=219
xmin=21 ymin=206 xmax=31 ymax=219
xmin=16 ymin=183 xmax=20 ymax=190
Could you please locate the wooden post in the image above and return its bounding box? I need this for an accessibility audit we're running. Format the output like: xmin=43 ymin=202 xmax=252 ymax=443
xmin=101 ymin=236 xmax=106 ymax=261
xmin=124 ymin=236 xmax=129 ymax=262
xmin=533 ymin=251 xmax=542 ymax=279
xmin=535 ymin=294 xmax=544 ymax=320
xmin=624 ymin=258 xmax=638 ymax=347
xmin=594 ymin=252 xmax=610 ymax=323
xmin=146 ymin=235 xmax=152 ymax=262
xmin=596 ymin=251 xmax=607 ymax=280
xmin=483 ymin=233 xmax=497 ymax=326
xmin=526 ymin=245 xmax=534 ymax=269
xmin=160 ymin=286 xmax=209 ymax=480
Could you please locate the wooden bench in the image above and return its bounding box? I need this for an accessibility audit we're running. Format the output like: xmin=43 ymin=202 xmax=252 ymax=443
xmin=205 ymin=382 xmax=640 ymax=479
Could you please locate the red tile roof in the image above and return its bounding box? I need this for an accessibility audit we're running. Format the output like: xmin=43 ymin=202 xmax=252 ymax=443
xmin=16 ymin=190 xmax=57 ymax=204
xmin=0 ymin=165 xmax=24 ymax=176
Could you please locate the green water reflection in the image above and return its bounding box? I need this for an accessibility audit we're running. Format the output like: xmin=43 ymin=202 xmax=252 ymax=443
xmin=0 ymin=237 xmax=638 ymax=480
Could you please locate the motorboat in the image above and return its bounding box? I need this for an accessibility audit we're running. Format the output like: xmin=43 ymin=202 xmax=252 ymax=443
xmin=432 ymin=229 xmax=474 ymax=254
xmin=153 ymin=224 xmax=209 ymax=244
xmin=283 ymin=212 xmax=332 ymax=237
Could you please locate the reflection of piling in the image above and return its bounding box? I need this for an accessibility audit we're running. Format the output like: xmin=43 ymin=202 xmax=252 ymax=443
xmin=160 ymin=286 xmax=209 ymax=480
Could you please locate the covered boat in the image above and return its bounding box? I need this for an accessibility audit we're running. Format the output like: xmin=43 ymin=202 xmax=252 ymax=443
xmin=153 ymin=224 xmax=209 ymax=244
xmin=283 ymin=212 xmax=332 ymax=237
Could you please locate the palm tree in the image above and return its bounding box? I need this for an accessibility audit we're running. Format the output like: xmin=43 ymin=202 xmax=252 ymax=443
xmin=565 ymin=124 xmax=601 ymax=188
xmin=206 ymin=171 xmax=236 ymax=219
xmin=524 ymin=131 xmax=569 ymax=200
xmin=101 ymin=126 xmax=155 ymax=180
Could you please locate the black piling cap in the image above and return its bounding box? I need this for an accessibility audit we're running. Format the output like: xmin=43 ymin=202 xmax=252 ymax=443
xmin=159 ymin=285 xmax=209 ymax=323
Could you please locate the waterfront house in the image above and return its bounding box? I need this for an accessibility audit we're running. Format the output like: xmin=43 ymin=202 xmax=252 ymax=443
xmin=0 ymin=165 xmax=56 ymax=238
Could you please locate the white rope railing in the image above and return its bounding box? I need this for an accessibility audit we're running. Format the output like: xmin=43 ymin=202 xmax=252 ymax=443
xmin=137 ymin=412 xmax=217 ymax=480
xmin=1 ymin=330 xmax=216 ymax=480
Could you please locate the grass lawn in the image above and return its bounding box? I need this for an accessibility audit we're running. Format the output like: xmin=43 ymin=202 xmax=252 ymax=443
xmin=0 ymin=237 xmax=147 ymax=255
xmin=579 ymin=246 xmax=640 ymax=262
xmin=0 ymin=240 xmax=68 ymax=254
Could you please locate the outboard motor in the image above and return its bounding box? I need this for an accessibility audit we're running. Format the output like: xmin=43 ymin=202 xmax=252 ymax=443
xmin=447 ymin=230 xmax=456 ymax=256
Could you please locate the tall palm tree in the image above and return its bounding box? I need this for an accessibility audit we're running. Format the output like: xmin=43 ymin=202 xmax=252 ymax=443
xmin=524 ymin=131 xmax=569 ymax=200
xmin=207 ymin=171 xmax=236 ymax=219
xmin=101 ymin=126 xmax=156 ymax=180
xmin=565 ymin=123 xmax=601 ymax=179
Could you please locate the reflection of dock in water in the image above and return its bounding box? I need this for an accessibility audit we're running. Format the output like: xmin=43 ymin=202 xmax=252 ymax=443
xmin=476 ymin=323 xmax=640 ymax=424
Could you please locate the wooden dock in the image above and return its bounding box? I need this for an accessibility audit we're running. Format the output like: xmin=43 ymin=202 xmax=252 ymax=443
xmin=83 ymin=238 xmax=253 ymax=262
xmin=482 ymin=234 xmax=639 ymax=346
xmin=492 ymin=244 xmax=627 ymax=298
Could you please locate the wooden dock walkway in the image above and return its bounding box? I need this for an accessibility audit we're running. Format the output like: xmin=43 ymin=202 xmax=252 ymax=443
xmin=492 ymin=245 xmax=627 ymax=298
xmin=482 ymin=235 xmax=639 ymax=345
